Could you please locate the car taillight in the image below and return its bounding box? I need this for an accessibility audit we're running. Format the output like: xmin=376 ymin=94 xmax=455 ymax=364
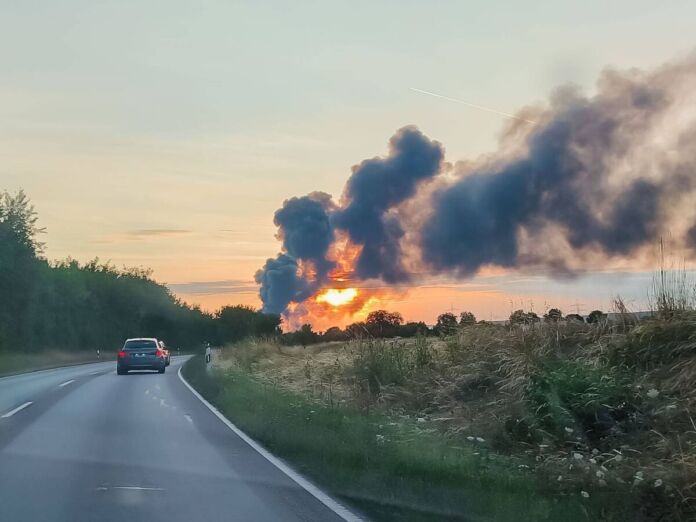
xmin=155 ymin=349 xmax=164 ymax=358
xmin=117 ymin=350 xmax=127 ymax=358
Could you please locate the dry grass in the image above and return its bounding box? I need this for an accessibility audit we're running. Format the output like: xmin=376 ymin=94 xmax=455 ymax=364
xmin=216 ymin=316 xmax=696 ymax=519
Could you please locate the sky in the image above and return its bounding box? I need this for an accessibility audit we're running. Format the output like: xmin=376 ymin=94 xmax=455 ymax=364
xmin=2 ymin=1 xmax=695 ymax=323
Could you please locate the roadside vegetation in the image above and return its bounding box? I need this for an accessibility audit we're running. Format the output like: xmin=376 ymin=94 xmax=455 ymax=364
xmin=0 ymin=350 xmax=103 ymax=376
xmin=0 ymin=189 xmax=279 ymax=359
xmin=187 ymin=278 xmax=696 ymax=521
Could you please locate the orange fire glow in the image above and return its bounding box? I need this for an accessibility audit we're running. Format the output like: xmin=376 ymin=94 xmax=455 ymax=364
xmin=283 ymin=233 xmax=406 ymax=330
xmin=315 ymin=287 xmax=358 ymax=307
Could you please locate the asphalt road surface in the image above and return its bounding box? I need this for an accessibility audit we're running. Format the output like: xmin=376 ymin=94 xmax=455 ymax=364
xmin=0 ymin=357 xmax=354 ymax=522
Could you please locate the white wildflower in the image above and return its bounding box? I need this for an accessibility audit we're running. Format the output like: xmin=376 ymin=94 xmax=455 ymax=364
xmin=596 ymin=470 xmax=605 ymax=478
xmin=634 ymin=471 xmax=644 ymax=480
xmin=564 ymin=427 xmax=574 ymax=434
xmin=646 ymin=388 xmax=659 ymax=399
xmin=614 ymin=454 xmax=624 ymax=462
xmin=592 ymin=448 xmax=600 ymax=455
xmin=654 ymin=479 xmax=663 ymax=487
xmin=375 ymin=434 xmax=385 ymax=444
xmin=589 ymin=458 xmax=597 ymax=464
xmin=557 ymin=475 xmax=563 ymax=482
xmin=598 ymin=479 xmax=607 ymax=487
xmin=467 ymin=436 xmax=475 ymax=441
xmin=581 ymin=491 xmax=590 ymax=498
xmin=416 ymin=417 xmax=426 ymax=423
xmin=476 ymin=437 xmax=485 ymax=443
xmin=573 ymin=453 xmax=584 ymax=460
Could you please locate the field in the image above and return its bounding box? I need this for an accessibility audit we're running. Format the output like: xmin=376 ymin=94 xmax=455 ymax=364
xmin=184 ymin=312 xmax=696 ymax=521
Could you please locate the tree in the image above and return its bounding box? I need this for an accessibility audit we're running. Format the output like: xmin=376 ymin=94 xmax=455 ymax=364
xmin=509 ymin=309 xmax=527 ymax=325
xmin=295 ymin=324 xmax=319 ymax=346
xmin=587 ymin=310 xmax=607 ymax=324
xmin=566 ymin=313 xmax=585 ymax=323
xmin=435 ymin=312 xmax=458 ymax=334
xmin=365 ymin=310 xmax=403 ymax=337
xmin=216 ymin=305 xmax=280 ymax=344
xmin=510 ymin=309 xmax=540 ymax=326
xmin=544 ymin=308 xmax=563 ymax=322
xmin=323 ymin=326 xmax=347 ymax=342
xmin=399 ymin=321 xmax=430 ymax=337
xmin=459 ymin=311 xmax=476 ymax=326
xmin=0 ymin=189 xmax=45 ymax=255
xmin=345 ymin=321 xmax=368 ymax=338
xmin=366 ymin=310 xmax=403 ymax=328
xmin=0 ymin=190 xmax=44 ymax=349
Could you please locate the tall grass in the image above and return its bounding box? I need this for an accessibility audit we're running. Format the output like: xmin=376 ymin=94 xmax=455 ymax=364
xmin=203 ymin=314 xmax=696 ymax=520
xmin=183 ymin=356 xmax=605 ymax=522
xmin=650 ymin=239 xmax=696 ymax=319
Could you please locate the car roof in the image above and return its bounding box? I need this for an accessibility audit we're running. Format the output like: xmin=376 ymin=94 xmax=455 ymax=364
xmin=125 ymin=337 xmax=159 ymax=342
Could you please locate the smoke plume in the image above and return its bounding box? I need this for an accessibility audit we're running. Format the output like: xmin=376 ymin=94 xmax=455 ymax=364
xmin=332 ymin=126 xmax=444 ymax=282
xmin=255 ymin=55 xmax=696 ymax=317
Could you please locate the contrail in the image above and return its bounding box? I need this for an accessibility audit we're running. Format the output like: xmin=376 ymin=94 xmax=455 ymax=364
xmin=410 ymin=87 xmax=537 ymax=124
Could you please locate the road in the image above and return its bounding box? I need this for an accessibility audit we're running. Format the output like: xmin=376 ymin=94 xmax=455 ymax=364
xmin=0 ymin=357 xmax=354 ymax=522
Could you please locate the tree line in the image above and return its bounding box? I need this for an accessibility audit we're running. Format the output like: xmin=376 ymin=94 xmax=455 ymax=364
xmin=281 ymin=307 xmax=610 ymax=346
xmin=0 ymin=190 xmax=280 ymax=353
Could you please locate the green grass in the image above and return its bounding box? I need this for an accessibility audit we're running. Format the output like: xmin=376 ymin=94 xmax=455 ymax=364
xmin=0 ymin=350 xmax=102 ymax=377
xmin=183 ymin=355 xmax=623 ymax=521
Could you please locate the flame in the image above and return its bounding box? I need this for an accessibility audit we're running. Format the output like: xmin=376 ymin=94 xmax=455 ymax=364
xmin=283 ymin=232 xmax=406 ymax=330
xmin=316 ymin=287 xmax=358 ymax=307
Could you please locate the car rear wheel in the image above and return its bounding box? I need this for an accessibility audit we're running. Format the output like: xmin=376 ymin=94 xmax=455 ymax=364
xmin=158 ymin=367 xmax=165 ymax=374
xmin=117 ymin=368 xmax=127 ymax=375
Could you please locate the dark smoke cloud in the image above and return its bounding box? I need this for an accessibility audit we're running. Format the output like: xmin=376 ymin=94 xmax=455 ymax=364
xmin=421 ymin=98 xmax=667 ymax=274
xmin=254 ymin=193 xmax=335 ymax=313
xmin=687 ymin=224 xmax=696 ymax=250
xmin=333 ymin=126 xmax=444 ymax=282
xmin=254 ymin=254 xmax=312 ymax=314
xmin=273 ymin=192 xmax=335 ymax=277
xmin=255 ymin=56 xmax=696 ymax=314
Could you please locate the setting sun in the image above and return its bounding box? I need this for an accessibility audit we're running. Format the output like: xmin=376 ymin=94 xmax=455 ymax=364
xmin=315 ymin=288 xmax=358 ymax=307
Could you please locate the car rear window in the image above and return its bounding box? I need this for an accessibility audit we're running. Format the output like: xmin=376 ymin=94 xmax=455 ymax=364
xmin=124 ymin=340 xmax=157 ymax=350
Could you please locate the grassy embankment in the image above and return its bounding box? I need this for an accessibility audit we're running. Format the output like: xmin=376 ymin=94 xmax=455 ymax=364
xmin=182 ymin=312 xmax=696 ymax=521
xmin=0 ymin=350 xmax=103 ymax=377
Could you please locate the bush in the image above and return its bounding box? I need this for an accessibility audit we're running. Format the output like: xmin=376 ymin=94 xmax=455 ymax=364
xmin=609 ymin=314 xmax=696 ymax=370
xmin=526 ymin=360 xmax=637 ymax=440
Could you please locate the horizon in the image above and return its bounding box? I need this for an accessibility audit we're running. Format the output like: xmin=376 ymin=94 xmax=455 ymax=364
xmin=3 ymin=1 xmax=696 ymax=327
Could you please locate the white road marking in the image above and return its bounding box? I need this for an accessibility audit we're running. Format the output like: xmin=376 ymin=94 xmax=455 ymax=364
xmin=58 ymin=379 xmax=75 ymax=388
xmin=177 ymin=367 xmax=363 ymax=522
xmin=96 ymin=486 xmax=165 ymax=492
xmin=1 ymin=401 xmax=33 ymax=418
xmin=184 ymin=414 xmax=193 ymax=423
xmin=89 ymin=371 xmax=103 ymax=375
xmin=113 ymin=486 xmax=165 ymax=491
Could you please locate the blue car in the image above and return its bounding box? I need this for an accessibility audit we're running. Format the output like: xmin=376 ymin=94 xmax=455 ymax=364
xmin=117 ymin=338 xmax=167 ymax=375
